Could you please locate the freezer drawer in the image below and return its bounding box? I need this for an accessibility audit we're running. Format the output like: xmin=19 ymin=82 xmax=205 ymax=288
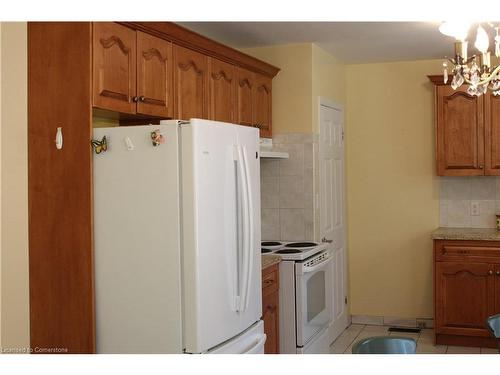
xmin=208 ymin=320 xmax=266 ymax=354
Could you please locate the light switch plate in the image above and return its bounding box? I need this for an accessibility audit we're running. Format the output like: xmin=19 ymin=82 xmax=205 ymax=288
xmin=471 ymin=201 xmax=480 ymax=216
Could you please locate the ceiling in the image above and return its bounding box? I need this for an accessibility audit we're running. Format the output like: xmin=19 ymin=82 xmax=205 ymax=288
xmin=178 ymin=22 xmax=466 ymax=64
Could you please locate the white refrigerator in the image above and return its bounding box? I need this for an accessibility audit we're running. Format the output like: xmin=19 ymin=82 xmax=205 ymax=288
xmin=93 ymin=119 xmax=264 ymax=354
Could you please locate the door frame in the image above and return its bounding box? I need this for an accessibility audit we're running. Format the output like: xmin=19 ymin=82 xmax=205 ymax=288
xmin=317 ymin=96 xmax=351 ymax=341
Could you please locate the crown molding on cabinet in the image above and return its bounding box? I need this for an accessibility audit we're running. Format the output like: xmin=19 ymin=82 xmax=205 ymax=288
xmin=119 ymin=22 xmax=280 ymax=79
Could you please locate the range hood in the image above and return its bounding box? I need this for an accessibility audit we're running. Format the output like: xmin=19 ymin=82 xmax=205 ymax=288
xmin=260 ymin=150 xmax=289 ymax=159
xmin=259 ymin=138 xmax=289 ymax=159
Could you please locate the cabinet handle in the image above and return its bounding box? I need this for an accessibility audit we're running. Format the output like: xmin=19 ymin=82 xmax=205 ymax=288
xmin=132 ymin=96 xmax=139 ymax=102
xmin=139 ymin=96 xmax=146 ymax=102
xmin=479 ymin=165 xmax=484 ymax=169
xmin=496 ymin=271 xmax=500 ymax=276
xmin=489 ymin=270 xmax=494 ymax=275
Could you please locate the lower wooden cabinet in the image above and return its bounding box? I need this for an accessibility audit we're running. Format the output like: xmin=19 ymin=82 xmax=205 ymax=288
xmin=434 ymin=240 xmax=500 ymax=348
xmin=262 ymin=263 xmax=280 ymax=354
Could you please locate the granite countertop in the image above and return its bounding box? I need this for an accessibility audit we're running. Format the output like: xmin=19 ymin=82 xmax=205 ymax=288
xmin=432 ymin=227 xmax=500 ymax=241
xmin=261 ymin=254 xmax=281 ymax=270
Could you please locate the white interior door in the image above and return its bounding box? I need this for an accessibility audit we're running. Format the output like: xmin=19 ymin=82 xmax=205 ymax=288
xmin=318 ymin=99 xmax=349 ymax=344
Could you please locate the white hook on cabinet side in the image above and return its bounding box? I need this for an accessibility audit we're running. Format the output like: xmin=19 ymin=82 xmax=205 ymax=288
xmin=55 ymin=127 xmax=63 ymax=150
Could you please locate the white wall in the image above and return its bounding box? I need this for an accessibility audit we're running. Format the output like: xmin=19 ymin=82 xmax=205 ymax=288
xmin=0 ymin=22 xmax=30 ymax=350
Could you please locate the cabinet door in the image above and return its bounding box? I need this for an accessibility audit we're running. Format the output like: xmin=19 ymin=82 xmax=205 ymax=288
xmin=93 ymin=22 xmax=137 ymax=114
xmin=436 ymin=85 xmax=484 ymax=176
xmin=435 ymin=262 xmax=494 ymax=337
xmin=495 ymin=265 xmax=500 ymax=314
xmin=254 ymin=73 xmax=272 ymax=138
xmin=208 ymin=58 xmax=236 ymax=123
xmin=485 ymin=92 xmax=500 ymax=176
xmin=173 ymin=45 xmax=208 ymax=120
xmin=262 ymin=290 xmax=279 ymax=354
xmin=136 ymin=31 xmax=173 ymax=118
xmin=236 ymin=67 xmax=255 ymax=127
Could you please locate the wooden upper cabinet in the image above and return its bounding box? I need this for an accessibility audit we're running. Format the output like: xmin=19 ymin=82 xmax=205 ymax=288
xmin=208 ymin=58 xmax=236 ymax=123
xmin=91 ymin=22 xmax=277 ymax=132
xmin=435 ymin=261 xmax=495 ymax=337
xmin=236 ymin=67 xmax=255 ymax=127
xmin=93 ymin=22 xmax=137 ymax=114
xmin=173 ymin=45 xmax=209 ymax=120
xmin=436 ymin=85 xmax=484 ymax=176
xmin=485 ymin=92 xmax=500 ymax=176
xmin=136 ymin=31 xmax=173 ymax=118
xmin=254 ymin=74 xmax=272 ymax=138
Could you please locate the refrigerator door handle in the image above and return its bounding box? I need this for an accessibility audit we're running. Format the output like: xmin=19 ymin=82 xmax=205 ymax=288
xmin=240 ymin=146 xmax=254 ymax=312
xmin=236 ymin=145 xmax=251 ymax=312
xmin=233 ymin=145 xmax=243 ymax=312
xmin=232 ymin=156 xmax=240 ymax=312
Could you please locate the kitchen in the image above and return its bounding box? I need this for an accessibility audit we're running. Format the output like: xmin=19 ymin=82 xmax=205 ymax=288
xmin=1 ymin=4 xmax=500 ymax=373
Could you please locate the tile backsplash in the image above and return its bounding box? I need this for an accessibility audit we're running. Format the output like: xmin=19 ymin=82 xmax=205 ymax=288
xmin=260 ymin=133 xmax=317 ymax=241
xmin=439 ymin=176 xmax=500 ymax=228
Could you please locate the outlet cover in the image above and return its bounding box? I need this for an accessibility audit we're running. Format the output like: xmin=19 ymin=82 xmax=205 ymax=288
xmin=471 ymin=201 xmax=480 ymax=216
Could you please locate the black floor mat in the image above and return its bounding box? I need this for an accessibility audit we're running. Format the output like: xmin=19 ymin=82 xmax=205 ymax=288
xmin=388 ymin=327 xmax=421 ymax=333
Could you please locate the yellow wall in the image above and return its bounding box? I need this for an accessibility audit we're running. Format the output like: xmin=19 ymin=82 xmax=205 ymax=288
xmin=243 ymin=43 xmax=346 ymax=135
xmin=242 ymin=44 xmax=313 ymax=134
xmin=1 ymin=22 xmax=30 ymax=349
xmin=311 ymin=44 xmax=346 ymax=133
xmin=345 ymin=59 xmax=441 ymax=318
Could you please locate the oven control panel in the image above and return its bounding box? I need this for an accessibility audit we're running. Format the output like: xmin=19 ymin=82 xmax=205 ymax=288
xmin=303 ymin=251 xmax=329 ymax=268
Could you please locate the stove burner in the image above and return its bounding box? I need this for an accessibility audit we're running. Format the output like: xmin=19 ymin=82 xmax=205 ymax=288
xmin=285 ymin=242 xmax=318 ymax=248
xmin=275 ymin=249 xmax=302 ymax=254
xmin=261 ymin=248 xmax=272 ymax=254
xmin=262 ymin=241 xmax=282 ymax=246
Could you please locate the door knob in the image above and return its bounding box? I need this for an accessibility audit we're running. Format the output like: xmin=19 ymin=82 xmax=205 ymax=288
xmin=489 ymin=270 xmax=494 ymax=275
xmin=321 ymin=237 xmax=333 ymax=244
xmin=496 ymin=271 xmax=500 ymax=276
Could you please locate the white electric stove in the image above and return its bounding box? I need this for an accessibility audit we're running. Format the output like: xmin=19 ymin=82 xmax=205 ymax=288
xmin=261 ymin=240 xmax=333 ymax=354
xmin=261 ymin=241 xmax=328 ymax=260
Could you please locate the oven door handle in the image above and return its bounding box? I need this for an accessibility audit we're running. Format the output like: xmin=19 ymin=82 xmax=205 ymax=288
xmin=302 ymin=254 xmax=332 ymax=274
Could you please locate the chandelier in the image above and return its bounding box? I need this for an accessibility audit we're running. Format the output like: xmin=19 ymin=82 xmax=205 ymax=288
xmin=440 ymin=22 xmax=500 ymax=96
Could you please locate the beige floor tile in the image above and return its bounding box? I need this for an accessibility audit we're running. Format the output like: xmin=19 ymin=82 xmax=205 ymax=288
xmin=344 ymin=342 xmax=355 ymax=354
xmin=329 ymin=324 xmax=365 ymax=354
xmin=416 ymin=342 xmax=447 ymax=354
xmin=419 ymin=329 xmax=434 ymax=340
xmin=345 ymin=324 xmax=365 ymax=333
xmin=361 ymin=325 xmax=390 ymax=334
xmin=480 ymin=347 xmax=499 ymax=354
xmin=388 ymin=331 xmax=420 ymax=339
xmin=330 ymin=335 xmax=356 ymax=354
xmin=446 ymin=345 xmax=480 ymax=354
